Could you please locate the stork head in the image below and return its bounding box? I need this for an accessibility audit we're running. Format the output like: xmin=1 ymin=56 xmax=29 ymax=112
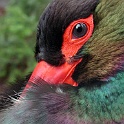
xmin=28 ymin=0 xmax=99 ymax=87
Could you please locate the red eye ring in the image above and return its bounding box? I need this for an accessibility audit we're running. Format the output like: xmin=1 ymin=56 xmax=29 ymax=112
xmin=62 ymin=14 xmax=94 ymax=59
xmin=70 ymin=15 xmax=94 ymax=44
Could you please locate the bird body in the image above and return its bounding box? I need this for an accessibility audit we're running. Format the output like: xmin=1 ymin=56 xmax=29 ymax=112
xmin=0 ymin=0 xmax=124 ymax=124
xmin=1 ymin=74 xmax=124 ymax=124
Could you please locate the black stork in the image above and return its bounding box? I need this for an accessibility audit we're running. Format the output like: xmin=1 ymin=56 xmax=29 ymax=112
xmin=0 ymin=0 xmax=124 ymax=123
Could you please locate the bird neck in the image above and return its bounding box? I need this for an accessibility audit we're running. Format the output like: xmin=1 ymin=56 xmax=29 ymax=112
xmin=74 ymin=71 xmax=124 ymax=123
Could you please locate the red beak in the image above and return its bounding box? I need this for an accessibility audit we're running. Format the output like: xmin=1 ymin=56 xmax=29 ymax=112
xmin=29 ymin=59 xmax=81 ymax=86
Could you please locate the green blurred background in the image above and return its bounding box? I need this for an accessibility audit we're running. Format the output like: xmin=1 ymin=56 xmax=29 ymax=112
xmin=0 ymin=0 xmax=51 ymax=87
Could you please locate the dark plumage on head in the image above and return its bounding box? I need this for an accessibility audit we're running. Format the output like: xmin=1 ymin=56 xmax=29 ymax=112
xmin=35 ymin=0 xmax=99 ymax=66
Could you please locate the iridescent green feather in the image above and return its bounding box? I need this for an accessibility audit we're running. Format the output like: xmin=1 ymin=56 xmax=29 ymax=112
xmin=71 ymin=0 xmax=124 ymax=123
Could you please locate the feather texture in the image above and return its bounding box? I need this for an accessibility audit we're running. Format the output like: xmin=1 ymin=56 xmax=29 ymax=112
xmin=0 ymin=0 xmax=124 ymax=123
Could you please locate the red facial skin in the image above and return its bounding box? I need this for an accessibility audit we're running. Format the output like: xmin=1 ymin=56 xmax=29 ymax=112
xmin=26 ymin=15 xmax=94 ymax=89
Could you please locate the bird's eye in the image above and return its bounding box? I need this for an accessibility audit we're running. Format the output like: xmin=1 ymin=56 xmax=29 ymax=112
xmin=72 ymin=23 xmax=88 ymax=39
